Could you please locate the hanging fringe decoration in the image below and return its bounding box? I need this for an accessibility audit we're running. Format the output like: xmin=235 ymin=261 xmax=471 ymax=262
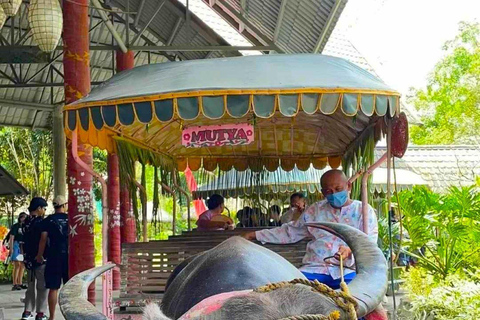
xmin=152 ymin=167 xmax=160 ymax=230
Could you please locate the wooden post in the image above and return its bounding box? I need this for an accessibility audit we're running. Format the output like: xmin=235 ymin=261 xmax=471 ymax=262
xmin=63 ymin=0 xmax=95 ymax=304
xmin=117 ymin=50 xmax=137 ymax=245
xmin=53 ymin=104 xmax=66 ymax=198
xmin=107 ymin=154 xmax=121 ymax=290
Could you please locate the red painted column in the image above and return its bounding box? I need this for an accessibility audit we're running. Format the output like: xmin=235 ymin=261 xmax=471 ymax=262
xmin=63 ymin=0 xmax=95 ymax=303
xmin=120 ymin=187 xmax=137 ymax=243
xmin=117 ymin=50 xmax=137 ymax=245
xmin=107 ymin=154 xmax=121 ymax=290
xmin=116 ymin=50 xmax=135 ymax=71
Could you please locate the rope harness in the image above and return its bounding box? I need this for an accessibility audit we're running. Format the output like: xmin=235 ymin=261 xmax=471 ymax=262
xmin=253 ymin=256 xmax=358 ymax=320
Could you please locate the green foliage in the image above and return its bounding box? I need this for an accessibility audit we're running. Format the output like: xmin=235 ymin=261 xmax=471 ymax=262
xmin=399 ymin=269 xmax=480 ymax=320
xmin=377 ymin=216 xmax=400 ymax=253
xmin=0 ymin=127 xmax=53 ymax=200
xmin=397 ymin=186 xmax=480 ymax=279
xmin=409 ymin=22 xmax=480 ymax=144
xmin=0 ymin=263 xmax=13 ymax=283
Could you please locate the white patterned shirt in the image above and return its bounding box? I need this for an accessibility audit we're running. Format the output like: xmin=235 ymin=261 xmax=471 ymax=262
xmin=255 ymin=200 xmax=378 ymax=280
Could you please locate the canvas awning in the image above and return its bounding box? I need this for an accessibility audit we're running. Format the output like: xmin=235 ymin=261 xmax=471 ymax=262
xmin=193 ymin=166 xmax=426 ymax=199
xmin=64 ymin=54 xmax=401 ymax=173
xmin=0 ymin=165 xmax=29 ymax=197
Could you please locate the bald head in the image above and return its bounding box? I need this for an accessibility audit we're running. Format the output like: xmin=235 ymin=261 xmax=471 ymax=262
xmin=320 ymin=170 xmax=347 ymax=188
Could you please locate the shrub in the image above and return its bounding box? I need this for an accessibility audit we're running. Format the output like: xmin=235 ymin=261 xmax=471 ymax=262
xmin=399 ymin=269 xmax=480 ymax=319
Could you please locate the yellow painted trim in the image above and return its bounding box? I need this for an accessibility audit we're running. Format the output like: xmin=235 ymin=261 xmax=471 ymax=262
xmin=360 ymin=94 xmax=375 ymax=117
xmin=152 ymin=100 xmax=175 ymax=123
xmin=300 ymin=93 xmax=320 ymax=115
xmin=175 ymin=97 xmax=201 ymax=121
xmin=320 ymin=93 xmax=340 ymax=116
xmin=100 ymin=104 xmax=120 ymax=127
xmin=340 ymin=93 xmax=358 ymax=117
xmin=223 ymin=94 xmax=251 ymax=118
xmin=278 ymin=94 xmax=300 ymax=117
xmin=200 ymin=95 xmax=226 ymax=120
xmin=252 ymin=94 xmax=277 ymax=119
xmin=65 ymin=88 xmax=401 ymax=110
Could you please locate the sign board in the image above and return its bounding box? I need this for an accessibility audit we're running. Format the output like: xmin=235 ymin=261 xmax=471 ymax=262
xmin=182 ymin=124 xmax=254 ymax=148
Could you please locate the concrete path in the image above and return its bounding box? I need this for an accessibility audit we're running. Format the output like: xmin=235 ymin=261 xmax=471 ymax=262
xmin=0 ymin=281 xmax=104 ymax=320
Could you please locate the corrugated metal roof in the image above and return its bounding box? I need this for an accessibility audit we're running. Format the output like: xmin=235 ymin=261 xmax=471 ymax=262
xmin=375 ymin=145 xmax=480 ymax=193
xmin=0 ymin=0 xmax=347 ymax=129
xmin=202 ymin=0 xmax=347 ymax=53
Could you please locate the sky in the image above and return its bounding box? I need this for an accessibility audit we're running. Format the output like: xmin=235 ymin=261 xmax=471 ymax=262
xmin=339 ymin=0 xmax=480 ymax=95
xmin=178 ymin=0 xmax=479 ymax=95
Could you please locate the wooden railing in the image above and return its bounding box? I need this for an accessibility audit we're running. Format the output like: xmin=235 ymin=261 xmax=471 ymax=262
xmin=117 ymin=228 xmax=308 ymax=308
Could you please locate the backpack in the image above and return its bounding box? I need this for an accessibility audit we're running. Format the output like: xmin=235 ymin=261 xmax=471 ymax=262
xmin=23 ymin=215 xmax=44 ymax=270
xmin=45 ymin=214 xmax=68 ymax=255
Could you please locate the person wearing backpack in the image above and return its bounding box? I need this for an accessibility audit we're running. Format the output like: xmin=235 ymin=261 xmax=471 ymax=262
xmin=21 ymin=197 xmax=48 ymax=320
xmin=36 ymin=196 xmax=68 ymax=320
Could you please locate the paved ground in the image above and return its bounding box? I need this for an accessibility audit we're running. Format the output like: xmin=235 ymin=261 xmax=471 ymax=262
xmin=0 ymin=281 xmax=105 ymax=320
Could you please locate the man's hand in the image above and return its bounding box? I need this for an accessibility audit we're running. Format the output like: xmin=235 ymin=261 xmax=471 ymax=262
xmin=242 ymin=231 xmax=256 ymax=241
xmin=334 ymin=246 xmax=352 ymax=260
xmin=35 ymin=254 xmax=44 ymax=264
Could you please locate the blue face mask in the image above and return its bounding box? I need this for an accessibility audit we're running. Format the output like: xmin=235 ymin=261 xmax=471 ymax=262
xmin=326 ymin=190 xmax=349 ymax=208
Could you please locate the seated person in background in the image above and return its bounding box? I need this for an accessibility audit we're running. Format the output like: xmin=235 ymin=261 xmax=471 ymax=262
xmin=280 ymin=192 xmax=306 ymax=224
xmin=236 ymin=209 xmax=245 ymax=228
xmin=244 ymin=170 xmax=378 ymax=290
xmin=196 ymin=194 xmax=234 ymax=231
xmin=236 ymin=209 xmax=253 ymax=228
xmin=267 ymin=205 xmax=281 ymax=226
xmin=250 ymin=208 xmax=265 ymax=227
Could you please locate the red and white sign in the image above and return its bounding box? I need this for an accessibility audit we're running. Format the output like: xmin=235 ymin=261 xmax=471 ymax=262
xmin=182 ymin=124 xmax=254 ymax=148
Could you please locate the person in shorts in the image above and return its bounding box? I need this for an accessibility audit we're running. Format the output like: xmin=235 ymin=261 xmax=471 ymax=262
xmin=37 ymin=196 xmax=68 ymax=320
xmin=9 ymin=212 xmax=28 ymax=290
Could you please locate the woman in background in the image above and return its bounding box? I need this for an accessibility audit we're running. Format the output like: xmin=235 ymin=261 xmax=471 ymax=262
xmin=9 ymin=212 xmax=28 ymax=290
xmin=196 ymin=194 xmax=234 ymax=231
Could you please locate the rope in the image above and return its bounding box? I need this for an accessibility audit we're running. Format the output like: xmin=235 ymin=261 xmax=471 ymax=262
xmin=254 ymin=257 xmax=358 ymax=320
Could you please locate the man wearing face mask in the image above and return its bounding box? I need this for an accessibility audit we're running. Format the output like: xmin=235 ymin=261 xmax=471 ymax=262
xmin=243 ymin=169 xmax=378 ymax=289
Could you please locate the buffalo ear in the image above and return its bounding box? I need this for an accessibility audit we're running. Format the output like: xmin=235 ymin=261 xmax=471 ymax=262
xmin=143 ymin=304 xmax=173 ymax=320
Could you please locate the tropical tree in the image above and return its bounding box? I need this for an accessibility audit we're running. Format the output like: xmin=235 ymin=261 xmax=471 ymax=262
xmin=0 ymin=127 xmax=54 ymax=200
xmin=397 ymin=186 xmax=480 ymax=279
xmin=409 ymin=22 xmax=480 ymax=145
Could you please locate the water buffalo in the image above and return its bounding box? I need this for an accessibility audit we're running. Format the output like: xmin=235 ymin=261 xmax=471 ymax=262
xmin=145 ymin=222 xmax=387 ymax=320
xmin=58 ymin=222 xmax=387 ymax=320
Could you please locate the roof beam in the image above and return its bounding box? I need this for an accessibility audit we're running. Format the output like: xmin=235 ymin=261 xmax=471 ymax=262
xmin=0 ymin=82 xmax=103 ymax=89
xmin=31 ymin=110 xmax=42 ymax=129
xmin=108 ymin=11 xmax=180 ymax=61
xmin=134 ymin=0 xmax=146 ymax=27
xmin=0 ymin=122 xmax=49 ymax=130
xmin=91 ymin=0 xmax=128 ymax=53
xmin=0 ymin=99 xmax=54 ymax=111
xmin=239 ymin=0 xmax=247 ymax=33
xmin=167 ymin=18 xmax=182 ymax=46
xmin=24 ymin=52 xmax=63 ymax=84
xmin=313 ymin=0 xmax=344 ymax=54
xmin=204 ymin=0 xmax=283 ymax=53
xmin=130 ymin=0 xmax=166 ymax=46
xmin=0 ymin=45 xmax=273 ymax=53
xmin=273 ymin=0 xmax=287 ymax=43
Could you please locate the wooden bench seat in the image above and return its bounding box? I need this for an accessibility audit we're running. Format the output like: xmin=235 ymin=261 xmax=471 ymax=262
xmin=119 ymin=231 xmax=309 ymax=308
